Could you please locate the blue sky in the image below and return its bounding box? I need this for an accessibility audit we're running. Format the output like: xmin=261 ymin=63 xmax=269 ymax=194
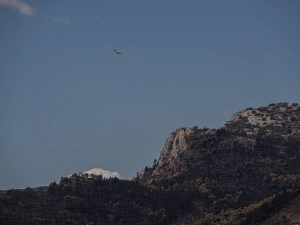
xmin=0 ymin=0 xmax=299 ymax=189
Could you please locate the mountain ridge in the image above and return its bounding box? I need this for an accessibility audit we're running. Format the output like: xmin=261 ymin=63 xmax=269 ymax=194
xmin=138 ymin=102 xmax=300 ymax=181
xmin=1 ymin=102 xmax=300 ymax=225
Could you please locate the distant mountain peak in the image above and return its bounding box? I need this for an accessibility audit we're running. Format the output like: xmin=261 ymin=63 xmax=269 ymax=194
xmin=72 ymin=168 xmax=121 ymax=179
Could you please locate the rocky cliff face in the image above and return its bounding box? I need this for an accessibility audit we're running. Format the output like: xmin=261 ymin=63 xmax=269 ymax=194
xmin=137 ymin=102 xmax=300 ymax=224
xmin=139 ymin=102 xmax=300 ymax=182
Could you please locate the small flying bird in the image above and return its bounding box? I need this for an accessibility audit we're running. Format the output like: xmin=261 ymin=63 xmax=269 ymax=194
xmin=30 ymin=122 xmax=39 ymax=128
xmin=113 ymin=48 xmax=122 ymax=55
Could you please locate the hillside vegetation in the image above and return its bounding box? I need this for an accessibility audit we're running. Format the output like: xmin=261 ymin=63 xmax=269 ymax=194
xmin=1 ymin=102 xmax=300 ymax=225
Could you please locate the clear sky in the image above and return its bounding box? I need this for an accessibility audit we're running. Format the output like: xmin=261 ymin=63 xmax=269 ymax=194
xmin=0 ymin=0 xmax=299 ymax=189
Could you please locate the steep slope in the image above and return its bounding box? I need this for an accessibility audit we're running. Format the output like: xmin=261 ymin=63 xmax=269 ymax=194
xmin=137 ymin=102 xmax=300 ymax=224
xmin=140 ymin=102 xmax=300 ymax=181
xmin=259 ymin=195 xmax=300 ymax=225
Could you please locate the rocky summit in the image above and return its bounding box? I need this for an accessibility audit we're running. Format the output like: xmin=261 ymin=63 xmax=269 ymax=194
xmin=138 ymin=102 xmax=300 ymax=224
xmin=139 ymin=102 xmax=300 ymax=180
xmin=1 ymin=102 xmax=300 ymax=225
